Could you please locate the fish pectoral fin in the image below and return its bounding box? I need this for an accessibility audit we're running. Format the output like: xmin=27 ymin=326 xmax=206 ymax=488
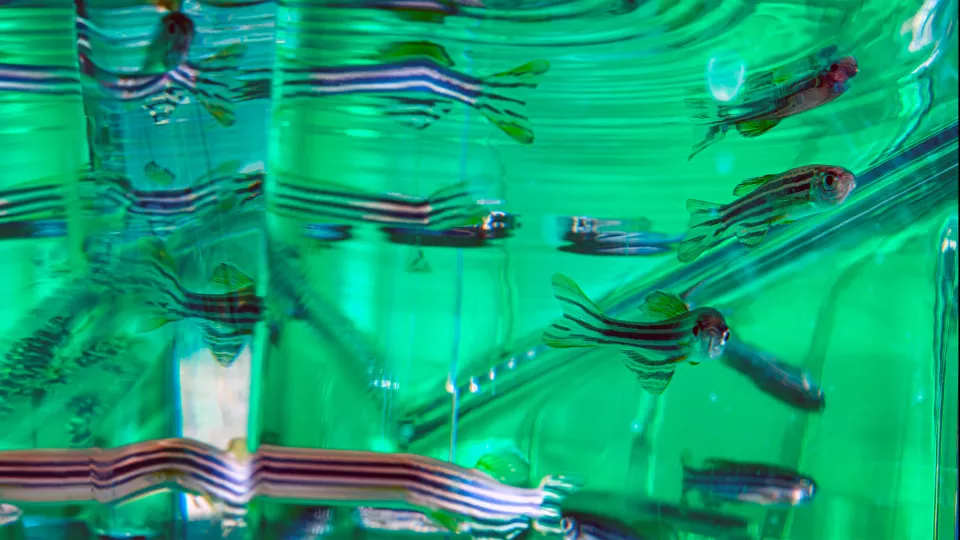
xmin=735 ymin=119 xmax=780 ymax=138
xmin=427 ymin=510 xmax=460 ymax=532
xmin=383 ymin=97 xmax=453 ymax=130
xmin=688 ymin=360 xmax=700 ymax=366
xmin=144 ymin=160 xmax=175 ymax=186
xmin=638 ymin=290 xmax=689 ymax=319
xmin=621 ymin=350 xmax=676 ymax=395
xmin=732 ymin=173 xmax=777 ymax=196
xmin=735 ymin=223 xmax=770 ymax=247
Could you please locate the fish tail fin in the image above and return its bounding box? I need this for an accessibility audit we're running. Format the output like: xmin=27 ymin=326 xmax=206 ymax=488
xmin=678 ymin=199 xmax=723 ymax=263
xmin=533 ymin=475 xmax=583 ymax=536
xmin=200 ymin=324 xmax=247 ymax=367
xmin=542 ymin=273 xmax=605 ymax=349
xmin=477 ymin=59 xmax=551 ymax=144
xmin=688 ymin=124 xmax=728 ymax=161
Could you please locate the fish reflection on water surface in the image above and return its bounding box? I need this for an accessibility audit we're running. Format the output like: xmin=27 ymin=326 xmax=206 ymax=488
xmin=558 ymin=216 xmax=681 ymax=257
xmin=76 ymin=5 xmax=246 ymax=127
xmin=271 ymin=170 xmax=494 ymax=231
xmin=0 ymin=438 xmax=581 ymax=540
xmin=87 ymin=160 xmax=264 ymax=235
xmin=234 ymin=42 xmax=550 ymax=144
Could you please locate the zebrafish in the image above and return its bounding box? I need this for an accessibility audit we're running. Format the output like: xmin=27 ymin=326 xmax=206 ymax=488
xmin=561 ymin=512 xmax=669 ymax=540
xmin=272 ymin=170 xmax=490 ymax=231
xmin=689 ymin=54 xmax=858 ymax=160
xmin=721 ymin=339 xmax=825 ymax=412
xmin=542 ymin=274 xmax=729 ymax=395
xmin=681 ymin=451 xmax=816 ymax=508
xmin=0 ymin=63 xmax=80 ymax=96
xmin=678 ymin=165 xmax=857 ymax=263
xmin=632 ymin=499 xmax=754 ymax=539
xmin=238 ymin=41 xmax=550 ymax=144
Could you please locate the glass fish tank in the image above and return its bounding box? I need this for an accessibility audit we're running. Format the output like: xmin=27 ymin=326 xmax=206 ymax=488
xmin=0 ymin=0 xmax=957 ymax=538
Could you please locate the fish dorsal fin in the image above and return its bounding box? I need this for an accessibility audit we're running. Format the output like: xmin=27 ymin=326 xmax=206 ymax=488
xmin=225 ymin=438 xmax=250 ymax=462
xmin=474 ymin=449 xmax=531 ymax=487
xmin=732 ymin=174 xmax=776 ymax=197
xmin=378 ymin=41 xmax=454 ymax=68
xmin=144 ymin=160 xmax=175 ymax=186
xmin=638 ymin=290 xmax=689 ymax=320
xmin=209 ymin=262 xmax=254 ymax=292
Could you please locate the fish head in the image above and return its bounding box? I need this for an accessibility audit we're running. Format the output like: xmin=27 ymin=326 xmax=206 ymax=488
xmin=810 ymin=166 xmax=856 ymax=208
xmin=824 ymin=57 xmax=858 ymax=94
xmin=158 ymin=11 xmax=195 ymax=69
xmin=828 ymin=56 xmax=859 ymax=81
xmin=691 ymin=308 xmax=729 ymax=360
xmin=790 ymin=476 xmax=817 ymax=505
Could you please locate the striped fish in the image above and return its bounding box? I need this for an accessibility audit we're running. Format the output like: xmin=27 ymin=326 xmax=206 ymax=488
xmin=0 ymin=63 xmax=80 ymax=95
xmin=272 ymin=171 xmax=489 ymax=231
xmin=90 ymin=161 xmax=263 ymax=235
xmin=0 ymin=179 xmax=70 ymax=241
xmin=0 ymin=437 xmax=580 ymax=540
xmin=721 ymin=339 xmax=825 ymax=412
xmin=542 ymin=274 xmax=729 ymax=395
xmin=235 ymin=41 xmax=550 ymax=144
xmin=678 ymin=164 xmax=857 ymax=263
xmin=680 ymin=452 xmax=817 ymax=508
xmin=688 ymin=55 xmax=858 ymax=160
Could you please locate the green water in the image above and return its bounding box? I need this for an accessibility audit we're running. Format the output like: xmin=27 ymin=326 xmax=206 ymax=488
xmin=0 ymin=0 xmax=958 ymax=538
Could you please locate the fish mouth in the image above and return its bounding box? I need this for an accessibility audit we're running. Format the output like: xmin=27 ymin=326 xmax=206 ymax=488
xmin=705 ymin=335 xmax=727 ymax=359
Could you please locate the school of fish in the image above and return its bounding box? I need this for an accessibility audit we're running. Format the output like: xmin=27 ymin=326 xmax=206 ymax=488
xmin=0 ymin=0 xmax=907 ymax=538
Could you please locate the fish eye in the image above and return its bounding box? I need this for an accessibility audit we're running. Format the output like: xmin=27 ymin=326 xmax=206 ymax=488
xmin=823 ymin=173 xmax=837 ymax=190
xmin=692 ymin=326 xmax=700 ymax=337
xmin=829 ymin=63 xmax=839 ymax=72
xmin=167 ymin=21 xmax=178 ymax=33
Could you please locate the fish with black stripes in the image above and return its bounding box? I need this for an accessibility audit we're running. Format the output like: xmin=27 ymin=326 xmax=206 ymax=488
xmin=271 ymin=170 xmax=491 ymax=231
xmin=678 ymin=164 xmax=856 ymax=263
xmin=680 ymin=451 xmax=817 ymax=508
xmin=688 ymin=52 xmax=858 ymax=160
xmin=235 ymin=41 xmax=550 ymax=144
xmin=542 ymin=274 xmax=730 ymax=395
